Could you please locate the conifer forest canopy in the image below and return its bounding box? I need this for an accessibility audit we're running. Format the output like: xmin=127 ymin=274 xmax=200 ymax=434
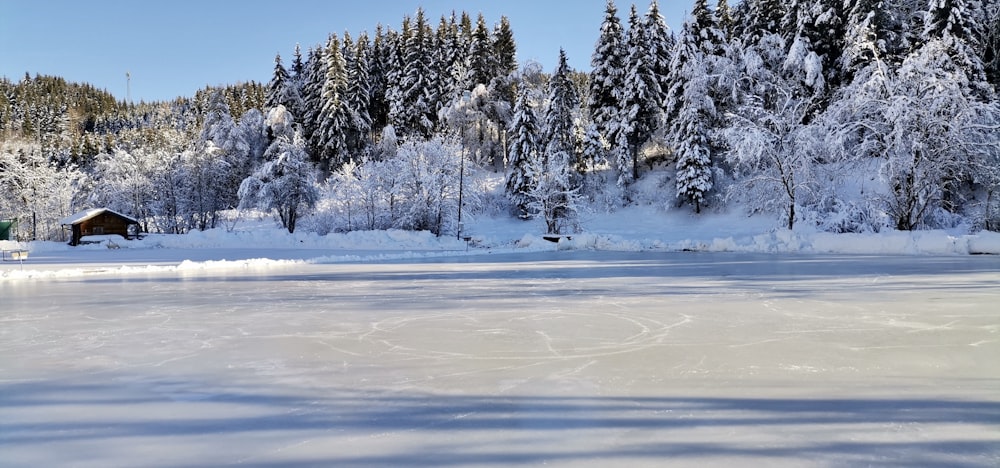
xmin=1 ymin=0 xmax=998 ymax=240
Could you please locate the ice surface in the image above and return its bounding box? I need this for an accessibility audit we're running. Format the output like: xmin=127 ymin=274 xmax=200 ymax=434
xmin=2 ymin=251 xmax=998 ymax=467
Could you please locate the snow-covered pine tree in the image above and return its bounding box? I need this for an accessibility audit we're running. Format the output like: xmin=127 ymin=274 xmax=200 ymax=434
xmin=618 ymin=4 xmax=663 ymax=185
xmin=984 ymin=1 xmax=1000 ymax=88
xmin=469 ymin=14 xmax=499 ymax=88
xmin=589 ymin=0 xmax=627 ymax=146
xmin=532 ymin=49 xmax=582 ymax=234
xmin=345 ymin=32 xmax=374 ymax=156
xmin=291 ymin=43 xmax=305 ymax=78
xmin=316 ymin=33 xmax=351 ymax=172
xmin=544 ymin=49 xmax=580 ymax=173
xmin=715 ymin=0 xmax=734 ymax=39
xmin=842 ymin=0 xmax=893 ymax=78
xmin=612 ymin=126 xmax=633 ymax=189
xmin=734 ymin=0 xmax=786 ymax=44
xmin=400 ymin=8 xmax=439 ymax=138
xmin=368 ymin=25 xmax=392 ymax=141
xmin=493 ymin=16 xmax=518 ymax=81
xmin=439 ymin=13 xmax=472 ymax=104
xmin=667 ymin=0 xmax=724 ymax=213
xmin=923 ymin=0 xmax=992 ymax=98
xmin=386 ymin=22 xmax=409 ymax=135
xmin=264 ymin=53 xmax=290 ymax=111
xmin=492 ymin=16 xmax=519 ymax=153
xmin=505 ymin=87 xmax=540 ymax=218
xmin=645 ymin=0 xmax=676 ymax=106
xmin=285 ymin=44 xmax=307 ymax=125
xmin=239 ymin=106 xmax=319 ymax=233
xmin=301 ymin=45 xmax=325 ymax=159
xmin=796 ymin=0 xmax=848 ymax=91
xmin=579 ymin=121 xmax=612 ymax=204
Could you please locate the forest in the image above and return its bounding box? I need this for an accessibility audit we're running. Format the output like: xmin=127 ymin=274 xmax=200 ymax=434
xmin=1 ymin=0 xmax=998 ymax=242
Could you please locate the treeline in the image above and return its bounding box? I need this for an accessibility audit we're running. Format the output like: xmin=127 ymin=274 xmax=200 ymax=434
xmin=1 ymin=0 xmax=998 ymax=242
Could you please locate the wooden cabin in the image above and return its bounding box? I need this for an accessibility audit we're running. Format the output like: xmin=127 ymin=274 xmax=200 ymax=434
xmin=60 ymin=208 xmax=141 ymax=246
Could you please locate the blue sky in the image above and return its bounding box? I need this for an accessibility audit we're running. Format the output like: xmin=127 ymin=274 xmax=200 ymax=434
xmin=1 ymin=0 xmax=689 ymax=103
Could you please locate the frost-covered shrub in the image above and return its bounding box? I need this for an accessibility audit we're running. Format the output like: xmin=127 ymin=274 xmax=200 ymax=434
xmin=308 ymin=137 xmax=482 ymax=237
xmin=805 ymin=195 xmax=889 ymax=234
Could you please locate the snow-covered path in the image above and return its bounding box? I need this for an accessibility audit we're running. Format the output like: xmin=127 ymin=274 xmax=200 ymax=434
xmin=2 ymin=252 xmax=999 ymax=466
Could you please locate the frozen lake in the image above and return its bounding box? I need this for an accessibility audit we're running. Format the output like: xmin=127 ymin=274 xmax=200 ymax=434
xmin=2 ymin=251 xmax=999 ymax=466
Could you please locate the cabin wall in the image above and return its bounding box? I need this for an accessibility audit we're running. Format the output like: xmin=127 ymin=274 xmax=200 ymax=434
xmin=79 ymin=212 xmax=132 ymax=238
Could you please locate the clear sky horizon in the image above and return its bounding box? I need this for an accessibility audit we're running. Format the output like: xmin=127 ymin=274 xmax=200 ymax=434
xmin=0 ymin=0 xmax=690 ymax=103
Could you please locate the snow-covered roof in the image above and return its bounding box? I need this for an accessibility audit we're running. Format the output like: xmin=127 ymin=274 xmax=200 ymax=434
xmin=60 ymin=208 xmax=139 ymax=226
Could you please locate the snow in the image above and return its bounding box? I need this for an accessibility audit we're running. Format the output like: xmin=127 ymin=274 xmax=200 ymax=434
xmin=57 ymin=207 xmax=139 ymax=226
xmin=2 ymin=209 xmax=999 ymax=466
xmin=3 ymin=206 xmax=999 ymax=281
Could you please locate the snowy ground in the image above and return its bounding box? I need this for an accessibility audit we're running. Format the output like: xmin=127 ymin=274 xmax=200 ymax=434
xmin=2 ymin=208 xmax=999 ymax=466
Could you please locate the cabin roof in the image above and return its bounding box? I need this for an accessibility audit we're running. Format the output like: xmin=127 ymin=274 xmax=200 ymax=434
xmin=60 ymin=208 xmax=140 ymax=226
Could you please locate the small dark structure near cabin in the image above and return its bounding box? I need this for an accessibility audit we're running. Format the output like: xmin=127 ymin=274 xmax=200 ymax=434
xmin=0 ymin=219 xmax=16 ymax=241
xmin=60 ymin=208 xmax=141 ymax=246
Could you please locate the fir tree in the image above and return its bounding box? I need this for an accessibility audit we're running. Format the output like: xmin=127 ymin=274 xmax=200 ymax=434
xmin=317 ymin=33 xmax=351 ymax=171
xmin=644 ymin=0 xmax=675 ymax=109
xmin=400 ymin=8 xmax=439 ymax=137
xmin=264 ymin=53 xmax=290 ymax=110
xmin=618 ymin=5 xmax=662 ymax=185
xmin=735 ymin=0 xmax=786 ymax=44
xmin=588 ymin=0 xmax=627 ymax=145
xmin=301 ymin=45 xmax=326 ymax=159
xmin=544 ymin=49 xmax=580 ymax=169
xmin=369 ymin=25 xmax=392 ymax=139
xmin=469 ymin=14 xmax=498 ymax=88
xmin=505 ymin=88 xmax=540 ymax=218
xmin=667 ymin=0 xmax=724 ymax=213
xmin=493 ymin=16 xmax=518 ymax=79
xmin=923 ymin=0 xmax=991 ymax=98
xmin=985 ymin=2 xmax=1000 ymax=88
xmin=533 ymin=50 xmax=582 ymax=233
xmin=798 ymin=0 xmax=848 ymax=90
xmin=346 ymin=32 xmax=374 ymax=156
xmin=842 ymin=0 xmax=893 ymax=76
xmin=715 ymin=0 xmax=735 ymax=40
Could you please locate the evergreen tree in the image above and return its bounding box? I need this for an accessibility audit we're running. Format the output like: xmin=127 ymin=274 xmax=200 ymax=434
xmin=400 ymin=8 xmax=439 ymax=137
xmin=985 ymin=2 xmax=1000 ymax=88
xmin=316 ymin=33 xmax=351 ymax=171
xmin=505 ymin=88 xmax=540 ymax=218
xmin=493 ymin=16 xmax=518 ymax=80
xmin=735 ymin=0 xmax=786 ymax=44
xmin=544 ymin=50 xmax=580 ymax=170
xmin=667 ymin=0 xmax=724 ymax=213
xmin=369 ymin=25 xmax=392 ymax=140
xmin=264 ymin=53 xmax=290 ymax=110
xmin=440 ymin=13 xmax=472 ymax=103
xmin=469 ymin=14 xmax=498 ymax=88
xmin=618 ymin=5 xmax=662 ymax=185
xmin=715 ymin=0 xmax=735 ymax=39
xmin=291 ymin=43 xmax=305 ymax=78
xmin=800 ymin=0 xmax=848 ymax=90
xmin=346 ymin=32 xmax=374 ymax=156
xmin=842 ymin=0 xmax=894 ymax=76
xmin=644 ymin=0 xmax=675 ymax=109
xmin=923 ymin=0 xmax=991 ymax=98
xmin=284 ymin=44 xmax=307 ymax=126
xmin=301 ymin=45 xmax=326 ymax=159
xmin=533 ymin=50 xmax=582 ymax=233
xmin=588 ymin=0 xmax=627 ymax=145
xmin=386 ymin=21 xmax=410 ymax=135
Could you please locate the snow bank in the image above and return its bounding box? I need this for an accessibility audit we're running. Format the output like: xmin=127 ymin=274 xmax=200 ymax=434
xmin=4 ymin=207 xmax=998 ymax=282
xmin=968 ymin=230 xmax=1000 ymax=255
